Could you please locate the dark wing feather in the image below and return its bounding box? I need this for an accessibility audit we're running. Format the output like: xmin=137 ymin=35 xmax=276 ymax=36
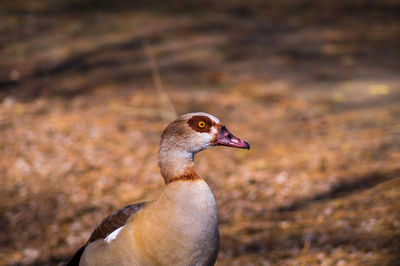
xmin=66 ymin=245 xmax=86 ymax=266
xmin=66 ymin=201 xmax=148 ymax=266
xmin=88 ymin=201 xmax=148 ymax=242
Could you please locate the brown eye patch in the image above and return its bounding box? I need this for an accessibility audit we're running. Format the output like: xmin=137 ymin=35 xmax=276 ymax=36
xmin=187 ymin=115 xmax=216 ymax=133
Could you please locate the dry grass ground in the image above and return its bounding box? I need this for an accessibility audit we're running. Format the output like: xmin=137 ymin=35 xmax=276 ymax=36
xmin=1 ymin=1 xmax=400 ymax=265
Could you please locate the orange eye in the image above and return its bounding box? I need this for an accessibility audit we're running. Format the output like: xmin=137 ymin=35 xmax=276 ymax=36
xmin=198 ymin=121 xmax=206 ymax=128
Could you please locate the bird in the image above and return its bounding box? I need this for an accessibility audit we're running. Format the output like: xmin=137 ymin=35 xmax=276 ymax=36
xmin=67 ymin=112 xmax=250 ymax=266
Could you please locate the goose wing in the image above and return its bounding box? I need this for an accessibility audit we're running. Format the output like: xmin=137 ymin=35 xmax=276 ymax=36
xmin=66 ymin=201 xmax=148 ymax=266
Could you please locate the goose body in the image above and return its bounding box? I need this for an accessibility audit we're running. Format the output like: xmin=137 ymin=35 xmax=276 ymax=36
xmin=68 ymin=112 xmax=249 ymax=266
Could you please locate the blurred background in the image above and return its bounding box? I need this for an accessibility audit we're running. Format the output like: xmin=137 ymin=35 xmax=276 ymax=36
xmin=1 ymin=0 xmax=400 ymax=265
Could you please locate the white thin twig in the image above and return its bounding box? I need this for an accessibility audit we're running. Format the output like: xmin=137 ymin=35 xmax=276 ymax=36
xmin=143 ymin=42 xmax=177 ymax=121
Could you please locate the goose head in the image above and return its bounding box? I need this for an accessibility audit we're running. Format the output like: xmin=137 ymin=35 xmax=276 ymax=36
xmin=158 ymin=112 xmax=249 ymax=183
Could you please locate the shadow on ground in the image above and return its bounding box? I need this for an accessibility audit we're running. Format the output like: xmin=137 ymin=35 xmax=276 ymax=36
xmin=1 ymin=0 xmax=400 ymax=100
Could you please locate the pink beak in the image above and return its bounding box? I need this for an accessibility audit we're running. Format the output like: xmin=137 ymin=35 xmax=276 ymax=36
xmin=216 ymin=126 xmax=250 ymax=150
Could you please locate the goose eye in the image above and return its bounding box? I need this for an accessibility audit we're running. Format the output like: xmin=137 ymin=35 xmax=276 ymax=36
xmin=198 ymin=121 xmax=206 ymax=128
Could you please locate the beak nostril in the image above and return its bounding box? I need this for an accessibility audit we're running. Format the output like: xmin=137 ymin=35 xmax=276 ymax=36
xmin=217 ymin=125 xmax=249 ymax=149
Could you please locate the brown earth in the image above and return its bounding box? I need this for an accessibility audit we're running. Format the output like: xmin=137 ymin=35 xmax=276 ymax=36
xmin=1 ymin=1 xmax=400 ymax=265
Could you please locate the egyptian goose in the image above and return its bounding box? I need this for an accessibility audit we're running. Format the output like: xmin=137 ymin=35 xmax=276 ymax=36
xmin=67 ymin=112 xmax=250 ymax=266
